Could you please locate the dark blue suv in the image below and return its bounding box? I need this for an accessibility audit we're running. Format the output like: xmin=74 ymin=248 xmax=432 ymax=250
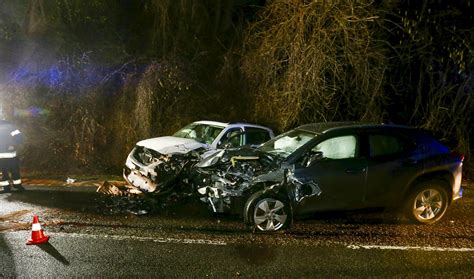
xmin=194 ymin=122 xmax=464 ymax=232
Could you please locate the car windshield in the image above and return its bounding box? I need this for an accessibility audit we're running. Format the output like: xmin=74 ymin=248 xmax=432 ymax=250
xmin=173 ymin=123 xmax=224 ymax=145
xmin=258 ymin=129 xmax=317 ymax=158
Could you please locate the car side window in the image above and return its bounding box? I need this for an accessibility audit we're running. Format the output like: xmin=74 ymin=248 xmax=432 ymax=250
xmin=312 ymin=135 xmax=357 ymax=159
xmin=221 ymin=128 xmax=243 ymax=147
xmin=368 ymin=134 xmax=410 ymax=158
xmin=245 ymin=128 xmax=271 ymax=146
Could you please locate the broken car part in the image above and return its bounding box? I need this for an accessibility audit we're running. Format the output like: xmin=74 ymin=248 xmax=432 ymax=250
xmin=121 ymin=121 xmax=274 ymax=196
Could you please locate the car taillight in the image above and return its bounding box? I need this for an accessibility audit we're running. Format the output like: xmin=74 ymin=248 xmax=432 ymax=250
xmin=451 ymin=151 xmax=464 ymax=162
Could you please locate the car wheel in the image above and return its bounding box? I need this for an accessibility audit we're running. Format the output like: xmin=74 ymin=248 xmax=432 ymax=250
xmin=406 ymin=180 xmax=449 ymax=224
xmin=244 ymin=191 xmax=291 ymax=232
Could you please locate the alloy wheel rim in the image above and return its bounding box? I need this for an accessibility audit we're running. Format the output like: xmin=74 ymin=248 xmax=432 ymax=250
xmin=413 ymin=189 xmax=444 ymax=220
xmin=254 ymin=198 xmax=287 ymax=231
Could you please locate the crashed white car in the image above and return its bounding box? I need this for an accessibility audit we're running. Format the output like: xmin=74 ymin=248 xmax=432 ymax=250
xmin=124 ymin=121 xmax=274 ymax=194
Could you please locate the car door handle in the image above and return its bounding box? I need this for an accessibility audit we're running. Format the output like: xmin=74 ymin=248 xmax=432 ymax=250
xmin=345 ymin=168 xmax=366 ymax=174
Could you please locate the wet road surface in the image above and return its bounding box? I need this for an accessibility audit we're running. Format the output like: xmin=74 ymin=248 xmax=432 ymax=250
xmin=1 ymin=183 xmax=473 ymax=277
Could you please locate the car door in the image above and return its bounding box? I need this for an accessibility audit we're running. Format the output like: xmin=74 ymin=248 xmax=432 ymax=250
xmin=363 ymin=131 xmax=424 ymax=207
xmin=291 ymin=133 xmax=368 ymax=214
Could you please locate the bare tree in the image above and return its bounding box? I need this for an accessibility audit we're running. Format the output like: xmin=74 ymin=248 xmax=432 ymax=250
xmin=242 ymin=0 xmax=386 ymax=131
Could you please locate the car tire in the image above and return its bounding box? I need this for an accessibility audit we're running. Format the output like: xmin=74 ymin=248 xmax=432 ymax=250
xmin=405 ymin=180 xmax=449 ymax=224
xmin=244 ymin=191 xmax=292 ymax=232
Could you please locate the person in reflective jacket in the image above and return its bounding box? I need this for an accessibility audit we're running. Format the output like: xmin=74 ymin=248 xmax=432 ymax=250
xmin=0 ymin=109 xmax=24 ymax=193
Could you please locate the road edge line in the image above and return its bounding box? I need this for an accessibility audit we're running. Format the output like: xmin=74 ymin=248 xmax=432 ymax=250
xmin=347 ymin=244 xmax=474 ymax=252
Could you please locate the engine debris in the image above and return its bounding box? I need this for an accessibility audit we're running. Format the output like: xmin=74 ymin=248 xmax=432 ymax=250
xmin=97 ymin=181 xmax=135 ymax=197
xmin=123 ymin=147 xmax=203 ymax=194
xmin=193 ymin=147 xmax=323 ymax=213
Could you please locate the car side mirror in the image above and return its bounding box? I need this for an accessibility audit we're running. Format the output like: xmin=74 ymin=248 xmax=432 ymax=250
xmin=217 ymin=140 xmax=233 ymax=149
xmin=218 ymin=132 xmax=244 ymax=149
xmin=305 ymin=151 xmax=323 ymax=167
xmin=222 ymin=143 xmax=233 ymax=149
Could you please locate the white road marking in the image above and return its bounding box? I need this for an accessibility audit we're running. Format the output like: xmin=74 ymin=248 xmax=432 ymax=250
xmin=4 ymin=231 xmax=471 ymax=251
xmin=347 ymin=244 xmax=474 ymax=252
xmin=50 ymin=232 xmax=227 ymax=246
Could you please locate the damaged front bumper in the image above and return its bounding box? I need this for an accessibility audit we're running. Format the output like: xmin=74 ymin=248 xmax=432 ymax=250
xmin=193 ymin=150 xmax=322 ymax=214
xmin=123 ymin=146 xmax=199 ymax=195
xmin=124 ymin=151 xmax=159 ymax=193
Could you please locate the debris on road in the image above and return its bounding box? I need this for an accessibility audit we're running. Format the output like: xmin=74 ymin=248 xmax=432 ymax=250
xmin=97 ymin=195 xmax=151 ymax=215
xmin=96 ymin=181 xmax=137 ymax=197
xmin=127 ymin=209 xmax=148 ymax=215
xmin=96 ymin=180 xmax=199 ymax=216
xmin=66 ymin=177 xmax=76 ymax=184
xmin=97 ymin=181 xmax=156 ymax=214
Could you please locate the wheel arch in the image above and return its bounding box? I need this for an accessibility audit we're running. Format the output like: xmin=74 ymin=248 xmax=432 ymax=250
xmin=405 ymin=171 xmax=454 ymax=204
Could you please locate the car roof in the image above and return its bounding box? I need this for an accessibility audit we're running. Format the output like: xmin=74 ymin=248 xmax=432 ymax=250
xmin=193 ymin=120 xmax=228 ymax=128
xmin=297 ymin=122 xmax=415 ymax=134
xmin=193 ymin=120 xmax=273 ymax=131
xmin=232 ymin=123 xmax=274 ymax=132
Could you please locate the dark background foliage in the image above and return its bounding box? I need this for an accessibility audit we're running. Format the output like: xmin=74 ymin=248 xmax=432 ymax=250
xmin=0 ymin=0 xmax=472 ymax=177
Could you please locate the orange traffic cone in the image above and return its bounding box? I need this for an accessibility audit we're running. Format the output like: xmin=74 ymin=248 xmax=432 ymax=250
xmin=26 ymin=215 xmax=49 ymax=245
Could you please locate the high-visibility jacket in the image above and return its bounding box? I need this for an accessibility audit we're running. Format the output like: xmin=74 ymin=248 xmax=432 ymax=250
xmin=0 ymin=120 xmax=23 ymax=159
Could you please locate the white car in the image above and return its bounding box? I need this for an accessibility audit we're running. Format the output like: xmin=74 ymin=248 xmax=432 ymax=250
xmin=124 ymin=121 xmax=274 ymax=194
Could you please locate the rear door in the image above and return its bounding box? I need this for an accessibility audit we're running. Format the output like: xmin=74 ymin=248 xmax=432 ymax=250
xmin=363 ymin=131 xmax=423 ymax=207
xmin=292 ymin=133 xmax=368 ymax=214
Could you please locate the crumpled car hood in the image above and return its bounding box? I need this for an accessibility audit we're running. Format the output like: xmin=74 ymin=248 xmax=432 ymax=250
xmin=194 ymin=147 xmax=281 ymax=194
xmin=137 ymin=136 xmax=206 ymax=155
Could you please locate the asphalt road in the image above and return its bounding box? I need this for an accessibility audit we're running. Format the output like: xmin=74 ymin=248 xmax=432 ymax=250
xmin=1 ymin=183 xmax=473 ymax=278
